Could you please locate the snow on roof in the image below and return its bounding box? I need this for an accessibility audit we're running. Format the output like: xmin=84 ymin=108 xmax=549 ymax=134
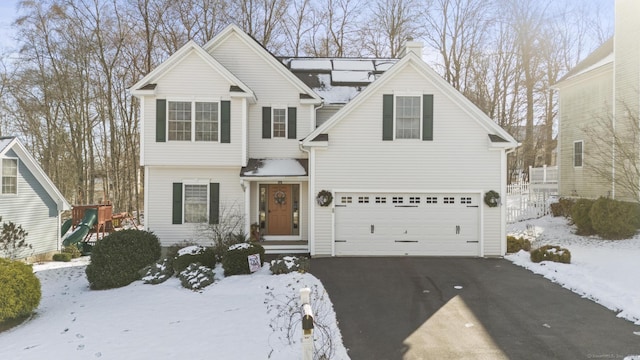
xmin=283 ymin=57 xmax=399 ymax=104
xmin=241 ymin=158 xmax=308 ymax=177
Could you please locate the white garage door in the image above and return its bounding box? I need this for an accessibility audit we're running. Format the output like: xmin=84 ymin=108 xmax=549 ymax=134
xmin=334 ymin=192 xmax=480 ymax=256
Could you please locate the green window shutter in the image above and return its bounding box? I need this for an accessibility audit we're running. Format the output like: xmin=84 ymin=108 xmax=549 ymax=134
xmin=209 ymin=183 xmax=220 ymax=225
xmin=172 ymin=182 xmax=182 ymax=224
xmin=221 ymin=101 xmax=231 ymax=143
xmin=287 ymin=107 xmax=297 ymax=139
xmin=423 ymin=94 xmax=433 ymax=141
xmin=262 ymin=107 xmax=271 ymax=139
xmin=156 ymin=99 xmax=166 ymax=142
xmin=382 ymin=94 xmax=393 ymax=141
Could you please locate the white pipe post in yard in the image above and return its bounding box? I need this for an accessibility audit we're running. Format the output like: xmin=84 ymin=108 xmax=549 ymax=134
xmin=300 ymin=287 xmax=314 ymax=360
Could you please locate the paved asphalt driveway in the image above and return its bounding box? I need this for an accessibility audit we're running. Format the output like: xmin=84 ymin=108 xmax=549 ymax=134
xmin=310 ymin=257 xmax=640 ymax=360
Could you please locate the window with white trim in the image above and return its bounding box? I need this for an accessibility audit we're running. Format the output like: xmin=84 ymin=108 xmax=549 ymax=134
xmin=395 ymin=96 xmax=421 ymax=139
xmin=443 ymin=197 xmax=455 ymax=204
xmin=1 ymin=158 xmax=17 ymax=194
xmin=168 ymin=101 xmax=219 ymax=141
xmin=574 ymin=140 xmax=583 ymax=167
xmin=375 ymin=196 xmax=386 ymax=204
xmin=184 ymin=184 xmax=208 ymax=223
xmin=272 ymin=108 xmax=287 ymax=138
xmin=425 ymin=197 xmax=437 ymax=204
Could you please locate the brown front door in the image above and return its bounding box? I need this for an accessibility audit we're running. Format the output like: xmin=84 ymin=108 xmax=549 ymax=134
xmin=267 ymin=184 xmax=293 ymax=235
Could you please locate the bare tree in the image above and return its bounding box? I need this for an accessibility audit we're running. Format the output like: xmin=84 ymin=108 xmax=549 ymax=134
xmin=360 ymin=0 xmax=422 ymax=58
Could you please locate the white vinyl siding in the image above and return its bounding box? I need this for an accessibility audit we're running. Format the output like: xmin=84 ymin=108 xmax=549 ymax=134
xmin=142 ymin=51 xmax=242 ymax=167
xmin=208 ymin=32 xmax=311 ymax=159
xmin=2 ymin=158 xmax=18 ymax=194
xmin=312 ymin=65 xmax=503 ymax=256
xmin=145 ymin=166 xmax=244 ymax=246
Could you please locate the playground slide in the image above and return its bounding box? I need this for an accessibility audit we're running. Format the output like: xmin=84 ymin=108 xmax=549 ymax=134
xmin=61 ymin=219 xmax=72 ymax=237
xmin=62 ymin=208 xmax=98 ymax=247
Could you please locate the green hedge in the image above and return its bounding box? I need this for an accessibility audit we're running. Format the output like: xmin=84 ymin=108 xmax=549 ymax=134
xmin=222 ymin=242 xmax=265 ymax=276
xmin=506 ymin=236 xmax=531 ymax=253
xmin=85 ymin=229 xmax=161 ymax=290
xmin=0 ymin=258 xmax=41 ymax=322
xmin=172 ymin=245 xmax=216 ymax=273
xmin=52 ymin=253 xmax=72 ymax=262
xmin=62 ymin=244 xmax=82 ymax=259
xmin=589 ymin=197 xmax=639 ymax=239
xmin=571 ymin=199 xmax=596 ymax=235
xmin=530 ymin=245 xmax=571 ymax=264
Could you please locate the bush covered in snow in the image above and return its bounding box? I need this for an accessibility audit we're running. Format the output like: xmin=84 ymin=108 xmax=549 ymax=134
xmin=589 ymin=197 xmax=639 ymax=240
xmin=172 ymin=245 xmax=216 ymax=272
xmin=222 ymin=242 xmax=265 ymax=276
xmin=269 ymin=255 xmax=310 ymax=275
xmin=506 ymin=236 xmax=531 ymax=253
xmin=178 ymin=263 xmax=215 ymax=290
xmin=0 ymin=258 xmax=40 ymax=322
xmin=85 ymin=229 xmax=161 ymax=290
xmin=140 ymin=258 xmax=174 ymax=284
xmin=571 ymin=199 xmax=596 ymax=235
xmin=530 ymin=245 xmax=571 ymax=264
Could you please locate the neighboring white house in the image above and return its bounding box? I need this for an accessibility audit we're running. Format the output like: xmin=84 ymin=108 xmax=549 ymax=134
xmin=555 ymin=0 xmax=640 ymax=201
xmin=130 ymin=24 xmax=518 ymax=257
xmin=0 ymin=136 xmax=71 ymax=259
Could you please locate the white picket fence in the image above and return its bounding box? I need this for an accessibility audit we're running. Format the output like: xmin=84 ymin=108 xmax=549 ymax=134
xmin=506 ymin=182 xmax=553 ymax=224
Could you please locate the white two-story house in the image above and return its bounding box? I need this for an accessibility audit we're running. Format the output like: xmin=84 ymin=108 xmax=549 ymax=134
xmin=130 ymin=24 xmax=518 ymax=257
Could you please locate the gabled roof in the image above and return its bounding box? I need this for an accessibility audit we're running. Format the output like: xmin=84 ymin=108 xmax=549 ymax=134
xmin=301 ymin=52 xmax=518 ymax=148
xmin=129 ymin=40 xmax=255 ymax=99
xmin=203 ymin=24 xmax=322 ymax=104
xmin=556 ymin=37 xmax=614 ymax=84
xmin=0 ymin=136 xmax=71 ymax=212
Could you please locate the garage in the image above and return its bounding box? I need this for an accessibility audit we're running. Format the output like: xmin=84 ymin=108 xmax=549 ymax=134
xmin=334 ymin=192 xmax=480 ymax=256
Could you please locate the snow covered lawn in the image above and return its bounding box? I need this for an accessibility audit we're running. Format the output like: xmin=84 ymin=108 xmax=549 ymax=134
xmin=507 ymin=215 xmax=640 ymax=325
xmin=0 ymin=259 xmax=349 ymax=360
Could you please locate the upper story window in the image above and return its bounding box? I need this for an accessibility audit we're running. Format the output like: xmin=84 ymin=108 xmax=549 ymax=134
xmin=396 ymin=96 xmax=421 ymax=139
xmin=574 ymin=140 xmax=583 ymax=167
xmin=272 ymin=108 xmax=287 ymax=138
xmin=1 ymin=158 xmax=18 ymax=194
xmin=168 ymin=101 xmax=219 ymax=142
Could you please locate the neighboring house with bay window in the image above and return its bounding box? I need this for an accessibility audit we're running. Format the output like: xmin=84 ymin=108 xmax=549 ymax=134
xmin=130 ymin=24 xmax=518 ymax=257
xmin=0 ymin=136 xmax=71 ymax=260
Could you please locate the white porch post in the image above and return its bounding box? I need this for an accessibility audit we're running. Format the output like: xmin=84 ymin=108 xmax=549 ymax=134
xmin=242 ymin=179 xmax=251 ymax=238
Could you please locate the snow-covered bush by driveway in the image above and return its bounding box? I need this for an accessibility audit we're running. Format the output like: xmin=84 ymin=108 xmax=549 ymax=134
xmin=222 ymin=242 xmax=265 ymax=276
xmin=172 ymin=245 xmax=216 ymax=272
xmin=178 ymin=263 xmax=216 ymax=290
xmin=0 ymin=258 xmax=40 ymax=323
xmin=530 ymin=245 xmax=571 ymax=264
xmin=140 ymin=258 xmax=174 ymax=284
xmin=270 ymin=255 xmax=310 ymax=274
xmin=85 ymin=229 xmax=161 ymax=290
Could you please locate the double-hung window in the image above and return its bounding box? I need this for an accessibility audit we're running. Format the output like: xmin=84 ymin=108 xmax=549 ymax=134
xmin=272 ymin=108 xmax=287 ymax=138
xmin=168 ymin=101 xmax=219 ymax=142
xmin=1 ymin=158 xmax=18 ymax=194
xmin=395 ymin=96 xmax=421 ymax=139
xmin=184 ymin=184 xmax=208 ymax=223
xmin=573 ymin=140 xmax=583 ymax=167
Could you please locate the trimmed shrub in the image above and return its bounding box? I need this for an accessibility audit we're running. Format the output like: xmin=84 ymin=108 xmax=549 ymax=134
xmin=556 ymin=198 xmax=575 ymax=218
xmin=571 ymin=199 xmax=596 ymax=235
xmin=0 ymin=258 xmax=41 ymax=322
xmin=140 ymin=258 xmax=174 ymax=285
xmin=222 ymin=242 xmax=265 ymax=276
xmin=62 ymin=244 xmax=82 ymax=259
xmin=178 ymin=263 xmax=216 ymax=290
xmin=85 ymin=229 xmax=161 ymax=290
xmin=270 ymin=255 xmax=310 ymax=275
xmin=589 ymin=197 xmax=638 ymax=239
xmin=52 ymin=253 xmax=72 ymax=262
xmin=506 ymin=236 xmax=532 ymax=253
xmin=172 ymin=245 xmax=216 ymax=273
xmin=530 ymin=245 xmax=571 ymax=264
